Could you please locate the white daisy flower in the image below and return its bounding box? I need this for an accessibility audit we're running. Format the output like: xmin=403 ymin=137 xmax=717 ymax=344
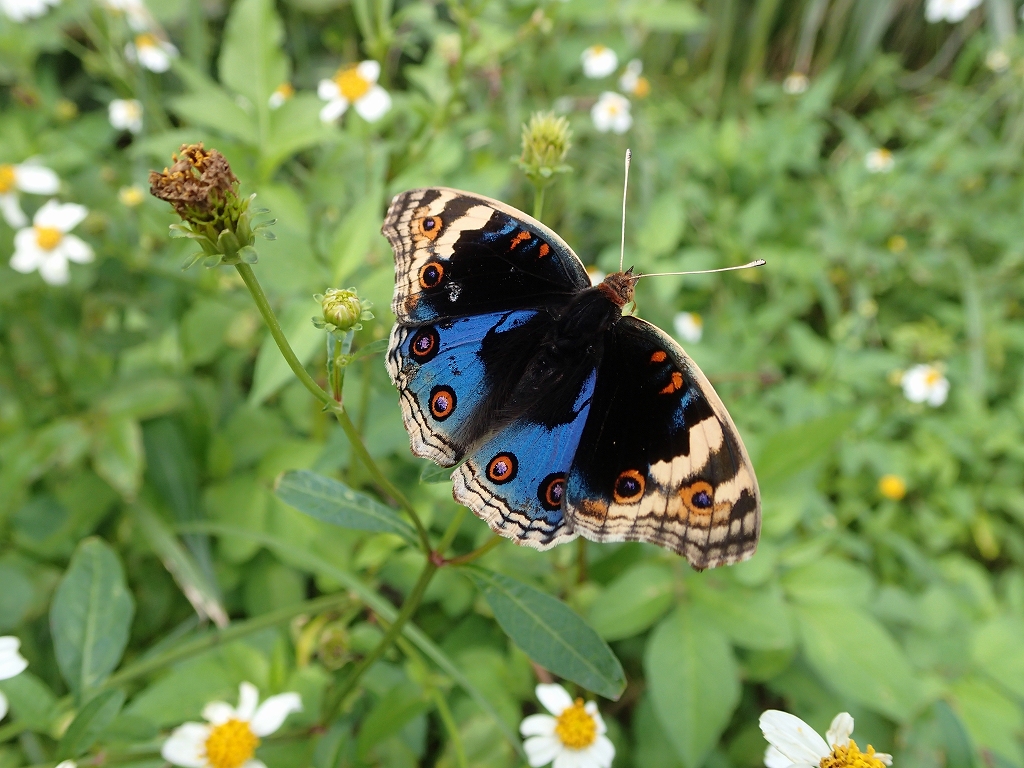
xmin=900 ymin=363 xmax=949 ymax=407
xmin=985 ymin=50 xmax=1010 ymax=72
xmin=783 ymin=72 xmax=809 ymax=94
xmin=55 ymin=762 xmax=77 ymax=768
xmin=591 ymin=92 xmax=632 ymax=134
xmin=520 ymin=684 xmax=615 ymax=768
xmin=162 ymin=682 xmax=302 ymax=768
xmin=618 ymin=58 xmax=649 ymax=97
xmin=925 ymin=0 xmax=981 ymax=22
xmin=101 ymin=0 xmax=151 ymax=30
xmin=9 ymin=200 xmax=93 ymax=286
xmin=268 ymin=82 xmax=294 ymax=110
xmin=673 ymin=311 xmax=703 ymax=343
xmin=0 ymin=0 xmax=59 ymax=22
xmin=760 ymin=710 xmax=892 ymax=768
xmin=864 ymin=148 xmax=894 ymax=173
xmin=581 ymin=45 xmax=618 ymax=79
xmin=317 ymin=61 xmax=391 ymax=124
xmin=0 ymin=636 xmax=29 ymax=722
xmin=0 ymin=161 xmax=60 ymax=228
xmin=109 ymin=99 xmax=143 ymax=134
xmin=125 ymin=32 xmax=177 ymax=73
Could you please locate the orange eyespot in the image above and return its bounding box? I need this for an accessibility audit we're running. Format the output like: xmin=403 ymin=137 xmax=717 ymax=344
xmin=538 ymin=473 xmax=566 ymax=511
xmin=613 ymin=469 xmax=645 ymax=503
xmin=429 ymin=386 xmax=456 ymax=421
xmin=650 ymin=350 xmax=667 ymax=363
xmin=410 ymin=327 xmax=439 ymax=362
xmin=486 ymin=453 xmax=518 ymax=484
xmin=659 ymin=370 xmax=684 ymax=395
xmin=417 ymin=216 xmax=442 ymax=240
xmin=681 ymin=480 xmax=715 ymax=515
xmin=418 ymin=261 xmax=444 ymax=289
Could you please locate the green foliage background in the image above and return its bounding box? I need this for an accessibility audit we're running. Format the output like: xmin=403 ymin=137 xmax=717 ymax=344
xmin=2 ymin=0 xmax=1024 ymax=767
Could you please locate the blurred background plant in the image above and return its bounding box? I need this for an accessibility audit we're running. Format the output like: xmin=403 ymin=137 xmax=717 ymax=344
xmin=2 ymin=0 xmax=1024 ymax=767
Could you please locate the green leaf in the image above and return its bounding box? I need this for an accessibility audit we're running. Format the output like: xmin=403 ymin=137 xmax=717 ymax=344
xmin=690 ymin=581 xmax=795 ymax=650
xmin=645 ymin=606 xmax=740 ymax=768
xmin=355 ymin=683 xmax=431 ymax=759
xmin=933 ymin=700 xmax=975 ymax=768
xmin=949 ymin=677 xmax=1024 ymax=767
xmin=781 ymin=556 xmax=874 ymax=608
xmin=972 ymin=616 xmax=1024 ymax=699
xmin=274 ymin=470 xmax=418 ymax=546
xmin=168 ymin=91 xmax=258 ymax=145
xmin=219 ymin=0 xmax=287 ymax=136
xmin=754 ymin=411 xmax=856 ymax=487
xmin=91 ymin=416 xmax=144 ymax=501
xmin=795 ymin=604 xmax=925 ymax=722
xmin=464 ymin=567 xmax=625 ymax=699
xmin=588 ymin=562 xmax=675 ymax=641
xmin=248 ymin=301 xmax=323 ymax=405
xmin=0 ymin=672 xmax=59 ymax=732
xmin=98 ymin=379 xmax=184 ymax=421
xmin=50 ymin=538 xmax=135 ymax=696
xmin=419 ymin=460 xmax=454 ymax=484
xmin=57 ymin=689 xmax=125 ymax=759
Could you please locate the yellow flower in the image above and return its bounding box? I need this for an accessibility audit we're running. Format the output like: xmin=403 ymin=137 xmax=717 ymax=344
xmin=878 ymin=475 xmax=906 ymax=501
xmin=761 ymin=711 xmax=892 ymax=768
xmin=520 ymin=684 xmax=614 ymax=768
xmin=317 ymin=61 xmax=391 ymax=123
xmin=887 ymin=235 xmax=907 ymax=253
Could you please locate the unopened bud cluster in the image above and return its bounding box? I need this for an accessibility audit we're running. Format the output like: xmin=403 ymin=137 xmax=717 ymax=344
xmin=518 ymin=112 xmax=573 ymax=186
xmin=314 ymin=288 xmax=374 ymax=334
xmin=149 ymin=143 xmax=275 ymax=269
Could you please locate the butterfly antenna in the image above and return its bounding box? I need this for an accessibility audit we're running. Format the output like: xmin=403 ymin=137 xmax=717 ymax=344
xmin=620 ymin=149 xmax=631 ymax=273
xmin=637 ymin=259 xmax=767 ymax=278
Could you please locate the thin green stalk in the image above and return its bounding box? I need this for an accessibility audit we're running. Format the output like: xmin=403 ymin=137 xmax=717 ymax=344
xmin=446 ymin=535 xmax=501 ymax=565
xmin=104 ymin=591 xmax=351 ymax=689
xmin=235 ymin=263 xmax=337 ymax=411
xmin=533 ymin=185 xmax=545 ymax=221
xmin=395 ymin=635 xmax=467 ymax=768
xmin=334 ymin=408 xmax=431 ymax=553
xmin=0 ymin=722 xmax=26 ymax=744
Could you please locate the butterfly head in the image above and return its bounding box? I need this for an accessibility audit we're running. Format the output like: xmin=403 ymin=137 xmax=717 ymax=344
xmin=597 ymin=268 xmax=639 ymax=307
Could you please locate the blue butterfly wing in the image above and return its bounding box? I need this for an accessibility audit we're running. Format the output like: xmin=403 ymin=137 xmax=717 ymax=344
xmin=386 ymin=310 xmax=539 ymax=466
xmin=452 ymin=369 xmax=596 ymax=548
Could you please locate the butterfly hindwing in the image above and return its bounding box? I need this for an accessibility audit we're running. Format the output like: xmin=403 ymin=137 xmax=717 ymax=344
xmin=452 ymin=369 xmax=597 ymax=549
xmin=386 ymin=310 xmax=540 ymax=466
xmin=565 ymin=316 xmax=761 ymax=570
xmin=382 ymin=188 xmax=591 ymax=325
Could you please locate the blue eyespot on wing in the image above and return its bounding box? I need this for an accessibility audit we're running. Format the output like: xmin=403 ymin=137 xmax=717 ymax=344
xmin=386 ymin=310 xmax=539 ymax=467
xmin=452 ymin=369 xmax=596 ymax=549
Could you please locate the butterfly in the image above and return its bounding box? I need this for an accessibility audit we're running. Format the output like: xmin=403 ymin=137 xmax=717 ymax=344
xmin=382 ymin=188 xmax=760 ymax=570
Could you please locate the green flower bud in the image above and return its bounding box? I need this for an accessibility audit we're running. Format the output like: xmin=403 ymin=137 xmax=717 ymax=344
xmin=317 ymin=622 xmax=350 ymax=671
xmin=149 ymin=143 xmax=275 ymax=269
xmin=314 ymin=287 xmax=374 ymax=333
xmin=518 ymin=112 xmax=573 ymax=185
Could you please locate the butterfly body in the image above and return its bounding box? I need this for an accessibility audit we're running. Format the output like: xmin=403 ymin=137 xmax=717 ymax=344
xmin=384 ymin=188 xmax=760 ymax=569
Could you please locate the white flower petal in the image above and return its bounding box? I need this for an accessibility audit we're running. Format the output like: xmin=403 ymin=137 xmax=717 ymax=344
xmin=317 ymin=78 xmax=340 ymax=101
xmin=826 ymin=712 xmax=854 ymax=747
xmin=235 ymin=682 xmax=259 ymax=721
xmin=10 ymin=232 xmax=43 ymax=274
xmin=241 ymin=761 xmax=266 ymax=768
xmin=356 ymin=59 xmax=380 ymax=84
xmin=354 ymin=85 xmax=391 ymax=122
xmin=876 ymin=753 xmax=893 ymax=765
xmin=583 ymin=735 xmax=615 ymax=768
xmin=202 ymin=701 xmax=234 ymax=725
xmin=34 ymin=200 xmax=87 ymax=231
xmin=0 ymin=193 xmax=27 ymax=228
xmin=584 ymin=702 xmax=607 ymax=735
xmin=319 ymin=98 xmax=348 ymax=123
xmin=0 ymin=691 xmax=7 ymax=721
xmin=55 ymin=761 xmax=77 ymax=768
xmin=536 ymin=684 xmax=574 ymax=716
xmin=38 ymin=252 xmax=70 ymax=285
xmin=553 ymin=749 xmax=584 ymax=768
xmin=759 ymin=710 xmax=831 ymax=765
xmin=765 ymin=745 xmax=795 ymax=768
xmin=520 ymin=713 xmax=557 ymax=737
xmin=249 ymin=692 xmax=301 ymax=736
xmin=0 ymin=639 xmax=28 ymax=679
xmin=60 ymin=235 xmax=93 ymax=264
xmin=524 ymin=734 xmax=563 ymax=768
xmin=581 ymin=45 xmax=618 ymax=78
xmin=15 ymin=165 xmax=59 ymax=195
xmin=161 ymin=722 xmax=210 ymax=768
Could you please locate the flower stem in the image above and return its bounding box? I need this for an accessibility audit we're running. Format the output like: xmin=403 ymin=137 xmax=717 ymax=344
xmin=446 ymin=534 xmax=502 ymax=565
xmin=533 ymin=184 xmax=545 ymax=221
xmin=235 ymin=263 xmax=337 ymax=412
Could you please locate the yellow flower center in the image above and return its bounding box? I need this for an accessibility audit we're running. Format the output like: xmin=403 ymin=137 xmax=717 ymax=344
xmin=136 ymin=32 xmax=159 ymax=50
xmin=274 ymin=83 xmax=294 ymax=99
xmin=554 ymin=698 xmax=598 ymax=750
xmin=35 ymin=226 xmax=63 ymax=250
xmin=924 ymin=369 xmax=941 ymax=386
xmin=590 ymin=45 xmax=607 ymax=55
xmin=878 ymin=474 xmax=906 ymax=501
xmin=204 ymin=719 xmax=259 ymax=768
xmin=0 ymin=164 xmax=15 ymax=194
xmin=119 ymin=186 xmax=145 ymax=207
xmin=820 ymin=740 xmax=887 ymax=768
xmin=333 ymin=67 xmax=371 ymax=101
xmin=634 ymin=76 xmax=651 ymax=98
